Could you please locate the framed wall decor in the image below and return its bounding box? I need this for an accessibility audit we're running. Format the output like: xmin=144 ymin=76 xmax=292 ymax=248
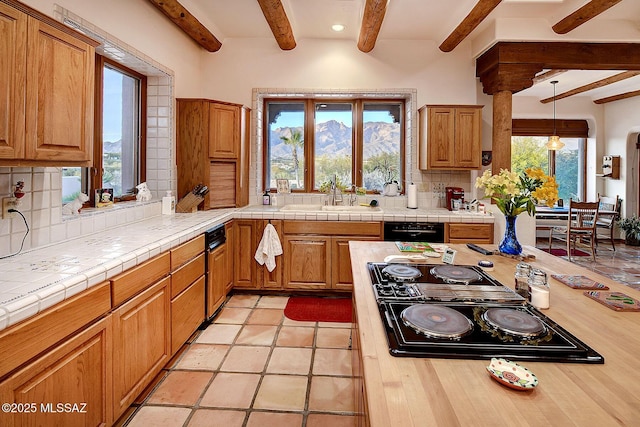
xmin=276 ymin=179 xmax=290 ymax=193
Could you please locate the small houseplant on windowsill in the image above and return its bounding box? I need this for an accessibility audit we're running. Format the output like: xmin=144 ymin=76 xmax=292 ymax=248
xmin=617 ymin=215 xmax=640 ymax=246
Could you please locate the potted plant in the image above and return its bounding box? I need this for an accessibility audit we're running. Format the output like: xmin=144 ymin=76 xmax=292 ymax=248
xmin=617 ymin=215 xmax=640 ymax=246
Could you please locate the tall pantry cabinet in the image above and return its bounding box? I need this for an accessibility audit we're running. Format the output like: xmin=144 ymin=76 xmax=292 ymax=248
xmin=176 ymin=99 xmax=250 ymax=209
xmin=0 ymin=0 xmax=97 ymax=166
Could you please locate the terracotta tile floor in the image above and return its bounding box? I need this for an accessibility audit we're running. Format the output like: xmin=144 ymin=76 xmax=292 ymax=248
xmin=121 ymin=294 xmax=356 ymax=427
xmin=540 ymin=240 xmax=640 ymax=290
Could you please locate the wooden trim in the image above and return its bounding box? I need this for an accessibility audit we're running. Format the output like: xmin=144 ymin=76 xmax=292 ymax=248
xmin=594 ymin=89 xmax=640 ymax=104
xmin=256 ymin=0 xmax=296 ymax=50
xmin=512 ymin=119 xmax=589 ymax=138
xmin=284 ymin=220 xmax=382 ymax=237
xmin=439 ymin=0 xmax=502 ymax=52
xmin=358 ymin=0 xmax=388 ymax=53
xmin=146 ymin=0 xmax=221 ymax=52
xmin=553 ymin=0 xmax=623 ymax=35
xmin=540 ymin=71 xmax=640 ymax=103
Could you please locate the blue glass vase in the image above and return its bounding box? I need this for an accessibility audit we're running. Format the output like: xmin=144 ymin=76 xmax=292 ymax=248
xmin=499 ymin=215 xmax=522 ymax=255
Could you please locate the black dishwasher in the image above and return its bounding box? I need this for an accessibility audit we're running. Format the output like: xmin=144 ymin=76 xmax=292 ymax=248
xmin=383 ymin=222 xmax=445 ymax=243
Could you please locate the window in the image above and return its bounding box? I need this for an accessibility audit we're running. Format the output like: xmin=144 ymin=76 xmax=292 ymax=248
xmin=264 ymin=99 xmax=403 ymax=193
xmin=62 ymin=56 xmax=146 ymax=204
xmin=511 ymin=136 xmax=586 ymax=201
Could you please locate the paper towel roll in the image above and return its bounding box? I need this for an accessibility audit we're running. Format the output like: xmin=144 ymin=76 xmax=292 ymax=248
xmin=407 ymin=183 xmax=418 ymax=209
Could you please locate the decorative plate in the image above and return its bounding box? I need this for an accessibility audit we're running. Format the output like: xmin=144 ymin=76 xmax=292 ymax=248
xmin=486 ymin=358 xmax=538 ymax=391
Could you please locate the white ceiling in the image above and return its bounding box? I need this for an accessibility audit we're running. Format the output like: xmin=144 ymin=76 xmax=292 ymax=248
xmin=178 ymin=0 xmax=640 ymax=101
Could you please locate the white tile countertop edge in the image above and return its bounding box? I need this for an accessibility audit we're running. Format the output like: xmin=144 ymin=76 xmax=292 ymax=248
xmin=0 ymin=205 xmax=493 ymax=331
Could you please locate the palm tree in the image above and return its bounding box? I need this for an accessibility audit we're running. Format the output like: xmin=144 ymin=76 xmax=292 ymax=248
xmin=280 ymin=129 xmax=304 ymax=188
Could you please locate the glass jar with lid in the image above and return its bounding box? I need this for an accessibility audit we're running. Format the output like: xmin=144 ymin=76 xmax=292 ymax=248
xmin=528 ymin=268 xmax=550 ymax=309
xmin=514 ymin=262 xmax=532 ymax=298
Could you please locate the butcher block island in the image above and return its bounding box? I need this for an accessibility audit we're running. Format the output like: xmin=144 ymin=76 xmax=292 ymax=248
xmin=349 ymin=241 xmax=640 ymax=427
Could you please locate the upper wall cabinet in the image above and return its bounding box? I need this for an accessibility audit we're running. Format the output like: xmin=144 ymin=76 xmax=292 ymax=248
xmin=176 ymin=98 xmax=250 ymax=209
xmin=0 ymin=0 xmax=97 ymax=167
xmin=419 ymin=105 xmax=483 ymax=170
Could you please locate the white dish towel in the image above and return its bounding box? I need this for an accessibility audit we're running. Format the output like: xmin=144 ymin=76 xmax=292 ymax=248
xmin=254 ymin=223 xmax=283 ymax=272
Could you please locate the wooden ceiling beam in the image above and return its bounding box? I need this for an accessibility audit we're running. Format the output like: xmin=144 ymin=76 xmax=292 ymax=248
xmin=476 ymin=42 xmax=640 ymax=95
xmin=439 ymin=0 xmax=502 ymax=52
xmin=540 ymin=71 xmax=640 ymax=103
xmin=532 ymin=69 xmax=568 ymax=84
xmin=257 ymin=0 xmax=296 ymax=50
xmin=594 ymin=89 xmax=640 ymax=104
xmin=358 ymin=0 xmax=388 ymax=53
xmin=147 ymin=0 xmax=221 ymax=52
xmin=553 ymin=0 xmax=623 ymax=34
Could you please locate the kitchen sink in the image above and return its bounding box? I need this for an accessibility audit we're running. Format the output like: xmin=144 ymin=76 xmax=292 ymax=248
xmin=279 ymin=204 xmax=382 ymax=212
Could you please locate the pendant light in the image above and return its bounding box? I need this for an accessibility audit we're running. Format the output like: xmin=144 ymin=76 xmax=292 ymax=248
xmin=546 ymin=80 xmax=565 ymax=150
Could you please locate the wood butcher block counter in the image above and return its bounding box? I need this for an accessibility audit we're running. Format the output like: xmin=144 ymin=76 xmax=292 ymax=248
xmin=349 ymin=241 xmax=640 ymax=427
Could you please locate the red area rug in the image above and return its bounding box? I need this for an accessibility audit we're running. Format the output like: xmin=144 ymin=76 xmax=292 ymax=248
xmin=284 ymin=297 xmax=352 ymax=323
xmin=540 ymin=248 xmax=590 ymax=257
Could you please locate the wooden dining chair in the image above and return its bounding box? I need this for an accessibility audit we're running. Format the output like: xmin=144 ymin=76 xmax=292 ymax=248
xmin=549 ymin=199 xmax=600 ymax=261
xmin=595 ymin=194 xmax=621 ymax=251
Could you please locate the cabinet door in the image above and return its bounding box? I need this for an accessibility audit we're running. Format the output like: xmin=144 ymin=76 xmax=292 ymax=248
xmin=428 ymin=107 xmax=455 ymax=168
xmin=284 ymin=235 xmax=331 ymax=289
xmin=172 ymin=276 xmax=205 ymax=354
xmin=0 ymin=4 xmax=26 ymax=160
xmin=261 ymin=220 xmax=284 ymax=289
xmin=207 ymin=243 xmax=229 ymax=317
xmin=209 ymin=103 xmax=239 ymax=159
xmin=25 ymin=17 xmax=94 ymax=163
xmin=234 ymin=220 xmax=259 ymax=289
xmin=446 ymin=223 xmax=494 ymax=243
xmin=454 ymin=107 xmax=481 ymax=168
xmin=112 ymin=277 xmax=170 ymax=419
xmin=0 ymin=317 xmax=112 ymax=427
xmin=332 ymin=237 xmax=378 ymax=290
xmin=224 ymin=221 xmax=235 ymax=293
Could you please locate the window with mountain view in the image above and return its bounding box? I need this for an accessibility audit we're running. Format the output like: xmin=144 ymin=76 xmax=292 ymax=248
xmin=511 ymin=136 xmax=585 ymax=202
xmin=264 ymin=99 xmax=404 ymax=193
xmin=62 ymin=58 xmax=145 ymax=203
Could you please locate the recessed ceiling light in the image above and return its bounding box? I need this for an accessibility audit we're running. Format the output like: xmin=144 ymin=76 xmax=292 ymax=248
xmin=332 ymin=24 xmax=345 ymax=32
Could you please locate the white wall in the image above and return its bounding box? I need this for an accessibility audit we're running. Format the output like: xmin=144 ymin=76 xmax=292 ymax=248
xmin=199 ymin=38 xmax=479 ymax=107
xmin=602 ymin=97 xmax=640 ymax=218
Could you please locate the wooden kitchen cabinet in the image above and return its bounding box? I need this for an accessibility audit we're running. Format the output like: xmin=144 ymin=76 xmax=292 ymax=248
xmin=112 ymin=276 xmax=171 ymax=419
xmin=419 ymin=105 xmax=482 ymax=170
xmin=284 ymin=235 xmax=332 ymax=290
xmin=170 ymin=235 xmax=205 ymax=353
xmin=208 ymin=242 xmax=229 ymax=316
xmin=224 ymin=221 xmax=235 ymax=293
xmin=446 ymin=223 xmax=494 ymax=244
xmin=283 ymin=221 xmax=383 ymax=291
xmin=0 ymin=0 xmax=97 ymax=166
xmin=0 ymin=317 xmax=112 ymax=427
xmin=176 ymin=99 xmax=250 ymax=208
xmin=233 ymin=219 xmax=284 ymax=290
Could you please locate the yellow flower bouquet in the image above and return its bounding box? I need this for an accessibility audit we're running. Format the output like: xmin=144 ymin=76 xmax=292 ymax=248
xmin=475 ymin=168 xmax=558 ymax=255
xmin=475 ymin=168 xmax=559 ymax=217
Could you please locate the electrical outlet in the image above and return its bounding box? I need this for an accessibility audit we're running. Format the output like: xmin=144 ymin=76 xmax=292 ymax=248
xmin=2 ymin=197 xmax=17 ymax=219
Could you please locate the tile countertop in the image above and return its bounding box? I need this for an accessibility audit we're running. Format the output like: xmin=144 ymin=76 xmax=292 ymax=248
xmin=0 ymin=204 xmax=493 ymax=332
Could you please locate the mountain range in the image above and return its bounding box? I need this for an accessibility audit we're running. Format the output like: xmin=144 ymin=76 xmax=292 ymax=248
xmin=271 ymin=120 xmax=399 ymax=158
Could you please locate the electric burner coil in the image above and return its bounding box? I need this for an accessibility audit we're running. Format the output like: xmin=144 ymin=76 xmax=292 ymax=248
xmin=480 ymin=308 xmax=547 ymax=340
xmin=430 ymin=265 xmax=482 ymax=285
xmin=382 ymin=264 xmax=422 ymax=282
xmin=400 ymin=305 xmax=473 ymax=340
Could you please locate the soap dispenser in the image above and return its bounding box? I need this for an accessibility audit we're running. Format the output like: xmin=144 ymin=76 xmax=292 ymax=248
xmin=262 ymin=190 xmax=271 ymax=205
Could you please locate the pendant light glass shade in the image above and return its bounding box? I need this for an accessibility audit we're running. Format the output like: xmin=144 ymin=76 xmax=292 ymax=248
xmin=546 ymin=80 xmax=564 ymax=150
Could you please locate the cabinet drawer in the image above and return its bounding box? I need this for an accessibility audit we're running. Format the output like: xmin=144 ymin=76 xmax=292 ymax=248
xmin=170 ymin=235 xmax=204 ymax=270
xmin=171 ymin=276 xmax=205 ymax=354
xmin=0 ymin=281 xmax=111 ymax=379
xmin=171 ymin=253 xmax=205 ymax=299
xmin=446 ymin=223 xmax=494 ymax=243
xmin=111 ymin=252 xmax=170 ymax=306
xmin=283 ymin=221 xmax=382 ymax=237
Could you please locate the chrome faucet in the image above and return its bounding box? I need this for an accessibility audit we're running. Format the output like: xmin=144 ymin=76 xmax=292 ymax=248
xmin=349 ymin=184 xmax=357 ymax=206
